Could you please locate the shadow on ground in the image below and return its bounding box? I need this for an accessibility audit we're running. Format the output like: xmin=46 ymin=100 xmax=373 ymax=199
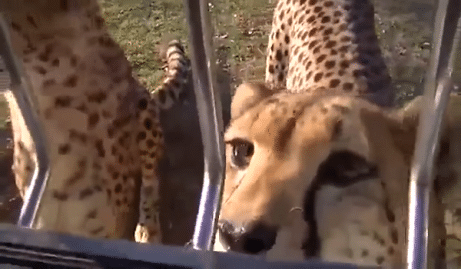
xmin=158 ymin=67 xmax=231 ymax=246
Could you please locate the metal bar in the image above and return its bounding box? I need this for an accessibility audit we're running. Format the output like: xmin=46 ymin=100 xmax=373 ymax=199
xmin=0 ymin=15 xmax=51 ymax=228
xmin=0 ymin=224 xmax=369 ymax=269
xmin=407 ymin=0 xmax=461 ymax=268
xmin=183 ymin=0 xmax=226 ymax=251
xmin=407 ymin=76 xmax=453 ymax=269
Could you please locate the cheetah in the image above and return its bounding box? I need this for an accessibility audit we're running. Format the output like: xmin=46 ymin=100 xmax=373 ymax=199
xmin=1 ymin=0 xmax=189 ymax=244
xmin=214 ymin=0 xmax=448 ymax=266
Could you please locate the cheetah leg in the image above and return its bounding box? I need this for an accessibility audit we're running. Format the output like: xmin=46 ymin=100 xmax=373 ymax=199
xmin=134 ymin=100 xmax=163 ymax=244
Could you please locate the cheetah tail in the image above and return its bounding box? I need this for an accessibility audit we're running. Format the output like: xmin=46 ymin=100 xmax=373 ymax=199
xmin=151 ymin=39 xmax=191 ymax=110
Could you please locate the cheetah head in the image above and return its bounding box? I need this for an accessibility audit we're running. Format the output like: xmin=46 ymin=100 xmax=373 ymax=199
xmin=214 ymin=82 xmax=422 ymax=261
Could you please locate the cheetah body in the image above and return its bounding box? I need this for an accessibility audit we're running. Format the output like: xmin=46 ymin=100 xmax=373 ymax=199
xmin=2 ymin=0 xmax=189 ymax=243
xmin=215 ymin=0 xmax=446 ymax=267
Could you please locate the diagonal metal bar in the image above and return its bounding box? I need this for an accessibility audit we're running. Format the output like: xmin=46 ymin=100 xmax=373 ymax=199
xmin=0 ymin=15 xmax=51 ymax=228
xmin=407 ymin=0 xmax=461 ymax=268
xmin=183 ymin=0 xmax=226 ymax=251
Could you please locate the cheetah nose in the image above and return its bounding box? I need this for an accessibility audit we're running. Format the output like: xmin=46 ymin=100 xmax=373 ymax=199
xmin=218 ymin=220 xmax=277 ymax=254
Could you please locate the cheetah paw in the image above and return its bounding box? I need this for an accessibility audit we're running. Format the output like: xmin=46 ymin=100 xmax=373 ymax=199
xmin=135 ymin=223 xmax=161 ymax=244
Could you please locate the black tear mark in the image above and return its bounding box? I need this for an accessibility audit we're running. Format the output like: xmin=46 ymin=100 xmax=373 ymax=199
xmin=331 ymin=119 xmax=342 ymax=141
xmin=302 ymin=151 xmax=378 ymax=258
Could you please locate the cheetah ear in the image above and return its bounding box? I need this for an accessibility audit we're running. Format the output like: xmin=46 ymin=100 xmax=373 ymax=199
xmin=231 ymin=82 xmax=278 ymax=119
xmin=363 ymin=94 xmax=461 ymax=198
xmin=389 ymin=94 xmax=461 ymax=199
xmin=360 ymin=97 xmax=424 ymax=163
xmin=360 ymin=100 xmax=419 ymax=163
xmin=383 ymin=95 xmax=457 ymax=164
xmin=384 ymin=97 xmax=423 ymax=163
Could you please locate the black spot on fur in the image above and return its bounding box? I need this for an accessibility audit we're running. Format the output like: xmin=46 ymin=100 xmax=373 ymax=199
xmin=146 ymin=139 xmax=155 ymax=148
xmin=58 ymin=144 xmax=71 ymax=155
xmin=95 ymin=139 xmax=105 ymax=157
xmin=137 ymin=131 xmax=147 ymax=142
xmin=115 ymin=184 xmax=123 ymax=194
xmin=63 ymin=75 xmax=78 ymax=87
xmin=53 ymin=191 xmax=68 ymax=201
xmin=88 ymin=113 xmax=100 ymax=129
xmin=332 ymin=119 xmax=342 ymax=140
xmin=276 ymin=49 xmax=283 ymax=61
xmin=79 ymin=188 xmax=94 ymax=200
xmin=329 ymin=79 xmax=340 ymax=88
xmin=55 ymin=96 xmax=72 ymax=107
xmin=26 ymin=15 xmax=38 ymax=28
xmin=87 ymin=92 xmax=107 ymax=103
xmin=87 ymin=210 xmax=98 ymax=219
xmin=390 ymin=227 xmax=399 ymax=244
xmin=38 ymin=44 xmax=53 ymax=62
xmin=144 ymin=118 xmax=153 ymax=130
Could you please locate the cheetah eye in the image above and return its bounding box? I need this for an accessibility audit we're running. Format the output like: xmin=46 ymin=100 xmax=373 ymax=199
xmin=227 ymin=139 xmax=254 ymax=169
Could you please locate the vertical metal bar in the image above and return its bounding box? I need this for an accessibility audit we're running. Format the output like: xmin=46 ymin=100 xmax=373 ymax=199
xmin=407 ymin=0 xmax=461 ymax=268
xmin=0 ymin=15 xmax=51 ymax=228
xmin=407 ymin=76 xmax=453 ymax=269
xmin=183 ymin=0 xmax=226 ymax=251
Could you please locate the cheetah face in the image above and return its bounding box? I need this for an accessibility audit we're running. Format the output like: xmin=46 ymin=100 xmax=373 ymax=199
xmin=215 ymin=83 xmax=416 ymax=259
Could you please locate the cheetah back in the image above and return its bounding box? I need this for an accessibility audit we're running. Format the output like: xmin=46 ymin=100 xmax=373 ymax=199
xmin=266 ymin=0 xmax=393 ymax=106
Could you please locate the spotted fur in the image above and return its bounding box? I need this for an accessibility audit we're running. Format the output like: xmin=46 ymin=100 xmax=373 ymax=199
xmin=266 ymin=0 xmax=393 ymax=107
xmin=2 ymin=0 xmax=189 ymax=244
